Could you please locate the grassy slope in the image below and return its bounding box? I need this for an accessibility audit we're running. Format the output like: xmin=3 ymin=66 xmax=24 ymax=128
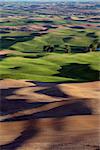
xmin=0 ymin=15 xmax=100 ymax=82
xmin=0 ymin=52 xmax=100 ymax=82
xmin=0 ymin=31 xmax=32 ymax=37
xmin=9 ymin=28 xmax=99 ymax=52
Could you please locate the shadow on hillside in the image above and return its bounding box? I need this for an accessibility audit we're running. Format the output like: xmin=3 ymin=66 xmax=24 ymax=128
xmin=36 ymin=86 xmax=69 ymax=98
xmin=71 ymin=46 xmax=87 ymax=52
xmin=0 ymin=54 xmax=9 ymax=61
xmin=55 ymin=45 xmax=87 ymax=53
xmin=4 ymin=99 xmax=92 ymax=122
xmin=0 ymin=88 xmax=50 ymax=115
xmin=0 ymin=120 xmax=39 ymax=150
xmin=26 ymin=20 xmax=53 ymax=24
xmin=0 ymin=32 xmax=47 ymax=50
xmin=63 ymin=36 xmax=73 ymax=42
xmin=86 ymin=32 xmax=98 ymax=38
xmin=70 ymin=26 xmax=85 ymax=29
xmin=23 ymin=54 xmax=45 ymax=59
xmin=57 ymin=63 xmax=99 ymax=82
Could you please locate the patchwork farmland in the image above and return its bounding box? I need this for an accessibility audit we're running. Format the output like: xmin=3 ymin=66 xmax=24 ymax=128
xmin=0 ymin=0 xmax=100 ymax=150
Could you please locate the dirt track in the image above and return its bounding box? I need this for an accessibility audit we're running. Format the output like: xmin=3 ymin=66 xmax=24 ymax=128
xmin=0 ymin=79 xmax=100 ymax=150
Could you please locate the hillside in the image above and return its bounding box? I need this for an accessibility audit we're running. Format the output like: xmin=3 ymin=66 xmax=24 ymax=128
xmin=0 ymin=79 xmax=100 ymax=150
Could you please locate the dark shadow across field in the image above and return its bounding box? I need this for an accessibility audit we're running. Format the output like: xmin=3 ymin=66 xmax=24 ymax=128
xmin=86 ymin=32 xmax=98 ymax=38
xmin=0 ymin=32 xmax=47 ymax=49
xmin=57 ymin=63 xmax=99 ymax=82
xmin=26 ymin=20 xmax=53 ymax=24
xmin=0 ymin=88 xmax=50 ymax=115
xmin=71 ymin=46 xmax=87 ymax=52
xmin=70 ymin=26 xmax=85 ymax=29
xmin=0 ymin=120 xmax=39 ymax=150
xmin=63 ymin=36 xmax=73 ymax=42
xmin=36 ymin=86 xmax=68 ymax=98
xmin=3 ymin=99 xmax=92 ymax=122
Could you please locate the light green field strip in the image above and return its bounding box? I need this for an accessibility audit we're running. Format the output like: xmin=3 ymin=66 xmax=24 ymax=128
xmin=0 ymin=52 xmax=100 ymax=82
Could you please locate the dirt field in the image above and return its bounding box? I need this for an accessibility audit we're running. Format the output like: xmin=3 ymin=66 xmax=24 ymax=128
xmin=0 ymin=79 xmax=100 ymax=150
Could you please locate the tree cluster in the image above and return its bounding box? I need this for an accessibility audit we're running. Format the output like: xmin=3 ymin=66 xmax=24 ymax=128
xmin=88 ymin=39 xmax=100 ymax=52
xmin=43 ymin=44 xmax=71 ymax=53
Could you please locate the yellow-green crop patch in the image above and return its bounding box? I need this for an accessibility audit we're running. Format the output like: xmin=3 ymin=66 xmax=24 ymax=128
xmin=0 ymin=52 xmax=99 ymax=82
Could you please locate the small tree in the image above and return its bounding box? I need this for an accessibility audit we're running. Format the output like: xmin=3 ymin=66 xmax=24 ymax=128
xmin=43 ymin=45 xmax=48 ymax=52
xmin=64 ymin=45 xmax=71 ymax=53
xmin=44 ymin=45 xmax=55 ymax=52
xmin=49 ymin=46 xmax=54 ymax=52
xmin=47 ymin=45 xmax=51 ymax=52
xmin=88 ymin=43 xmax=96 ymax=52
